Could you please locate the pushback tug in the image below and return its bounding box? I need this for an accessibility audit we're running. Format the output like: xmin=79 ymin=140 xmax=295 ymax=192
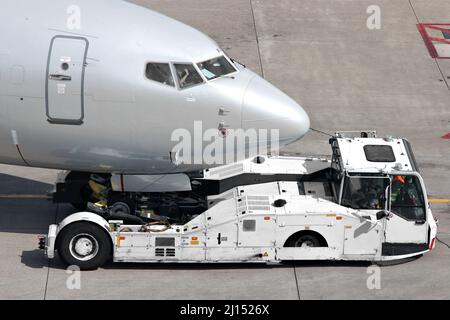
xmin=40 ymin=131 xmax=437 ymax=269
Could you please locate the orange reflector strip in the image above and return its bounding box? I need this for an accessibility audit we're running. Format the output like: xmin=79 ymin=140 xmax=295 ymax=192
xmin=430 ymin=238 xmax=436 ymax=250
xmin=264 ymin=217 xmax=271 ymax=220
xmin=116 ymin=235 xmax=125 ymax=248
xmin=336 ymin=216 xmax=343 ymax=220
xmin=192 ymin=237 xmax=198 ymax=241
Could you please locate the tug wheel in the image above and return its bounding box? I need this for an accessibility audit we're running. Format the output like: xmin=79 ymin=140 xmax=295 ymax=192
xmin=57 ymin=222 xmax=112 ymax=270
xmin=285 ymin=232 xmax=325 ymax=248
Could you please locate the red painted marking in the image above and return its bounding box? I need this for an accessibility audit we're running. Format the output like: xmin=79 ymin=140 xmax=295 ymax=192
xmin=417 ymin=23 xmax=450 ymax=59
xmin=442 ymin=133 xmax=450 ymax=139
xmin=120 ymin=174 xmax=125 ymax=192
xmin=15 ymin=145 xmax=30 ymax=166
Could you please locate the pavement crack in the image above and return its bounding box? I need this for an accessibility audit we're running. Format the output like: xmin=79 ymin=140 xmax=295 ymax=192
xmin=437 ymin=237 xmax=450 ymax=249
xmin=293 ymin=266 xmax=301 ymax=300
xmin=249 ymin=0 xmax=265 ymax=78
xmin=43 ymin=203 xmax=60 ymax=300
xmin=43 ymin=259 xmax=51 ymax=300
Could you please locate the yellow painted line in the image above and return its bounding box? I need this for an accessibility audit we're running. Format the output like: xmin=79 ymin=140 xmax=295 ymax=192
xmin=0 ymin=194 xmax=49 ymax=199
xmin=429 ymin=198 xmax=450 ymax=203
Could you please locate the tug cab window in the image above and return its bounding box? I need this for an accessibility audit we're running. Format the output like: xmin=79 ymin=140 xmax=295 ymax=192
xmin=197 ymin=56 xmax=237 ymax=80
xmin=145 ymin=63 xmax=175 ymax=87
xmin=390 ymin=175 xmax=425 ymax=221
xmin=174 ymin=63 xmax=204 ymax=89
xmin=341 ymin=176 xmax=389 ymax=210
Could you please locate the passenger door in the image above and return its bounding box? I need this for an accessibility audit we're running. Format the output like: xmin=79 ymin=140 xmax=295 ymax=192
xmin=340 ymin=175 xmax=389 ymax=255
xmin=343 ymin=215 xmax=382 ymax=255
xmin=384 ymin=174 xmax=428 ymax=244
xmin=46 ymin=36 xmax=88 ymax=125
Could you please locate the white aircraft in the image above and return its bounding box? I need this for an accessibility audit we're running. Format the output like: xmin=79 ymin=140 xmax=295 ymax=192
xmin=0 ymin=0 xmax=310 ymax=211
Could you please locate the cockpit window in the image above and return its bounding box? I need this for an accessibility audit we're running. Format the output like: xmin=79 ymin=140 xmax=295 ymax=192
xmin=174 ymin=63 xmax=204 ymax=89
xmin=145 ymin=63 xmax=175 ymax=87
xmin=197 ymin=56 xmax=237 ymax=80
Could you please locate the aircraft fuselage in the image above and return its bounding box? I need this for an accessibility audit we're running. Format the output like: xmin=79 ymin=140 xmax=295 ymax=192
xmin=0 ymin=0 xmax=310 ymax=175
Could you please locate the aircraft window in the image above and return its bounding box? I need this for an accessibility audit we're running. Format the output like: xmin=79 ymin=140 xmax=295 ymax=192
xmin=174 ymin=64 xmax=204 ymax=89
xmin=197 ymin=56 xmax=237 ymax=80
xmin=145 ymin=63 xmax=175 ymax=87
xmin=390 ymin=175 xmax=425 ymax=221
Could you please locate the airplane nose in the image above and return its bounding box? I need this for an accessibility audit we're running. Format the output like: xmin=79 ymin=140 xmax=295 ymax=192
xmin=242 ymin=76 xmax=310 ymax=146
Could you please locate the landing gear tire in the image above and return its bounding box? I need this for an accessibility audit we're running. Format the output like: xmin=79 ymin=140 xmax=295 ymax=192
xmin=110 ymin=201 xmax=132 ymax=215
xmin=287 ymin=234 xmax=321 ymax=248
xmin=57 ymin=222 xmax=112 ymax=270
xmin=106 ymin=194 xmax=142 ymax=224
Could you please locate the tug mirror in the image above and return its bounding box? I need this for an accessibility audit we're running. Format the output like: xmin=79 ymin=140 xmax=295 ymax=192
xmin=376 ymin=211 xmax=388 ymax=220
xmin=384 ymin=184 xmax=391 ymax=212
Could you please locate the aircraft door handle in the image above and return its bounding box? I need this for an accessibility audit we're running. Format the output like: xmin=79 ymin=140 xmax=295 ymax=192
xmin=218 ymin=122 xmax=230 ymax=129
xmin=219 ymin=107 xmax=231 ymax=115
xmin=49 ymin=74 xmax=72 ymax=81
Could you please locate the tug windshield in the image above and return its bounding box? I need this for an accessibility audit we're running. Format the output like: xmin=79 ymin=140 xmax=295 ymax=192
xmin=197 ymin=56 xmax=236 ymax=80
xmin=341 ymin=176 xmax=389 ymax=210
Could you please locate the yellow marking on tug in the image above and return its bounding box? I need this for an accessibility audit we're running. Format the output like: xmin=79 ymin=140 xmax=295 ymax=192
xmin=116 ymin=235 xmax=126 ymax=247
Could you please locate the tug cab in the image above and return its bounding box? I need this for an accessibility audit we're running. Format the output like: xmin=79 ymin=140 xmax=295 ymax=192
xmin=332 ymin=131 xmax=434 ymax=255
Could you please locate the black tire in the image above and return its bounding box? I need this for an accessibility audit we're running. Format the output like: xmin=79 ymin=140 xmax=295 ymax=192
xmin=287 ymin=234 xmax=321 ymax=248
xmin=108 ymin=193 xmax=136 ymax=216
xmin=57 ymin=222 xmax=112 ymax=270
